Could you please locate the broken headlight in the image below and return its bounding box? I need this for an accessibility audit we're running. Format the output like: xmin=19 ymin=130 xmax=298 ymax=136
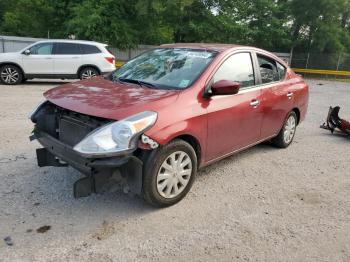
xmin=74 ymin=111 xmax=157 ymax=157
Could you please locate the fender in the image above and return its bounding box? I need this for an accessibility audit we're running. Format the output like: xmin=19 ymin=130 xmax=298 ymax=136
xmin=0 ymin=61 xmax=26 ymax=77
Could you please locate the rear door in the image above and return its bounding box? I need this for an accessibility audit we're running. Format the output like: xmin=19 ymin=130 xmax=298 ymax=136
xmin=254 ymin=53 xmax=294 ymax=138
xmin=21 ymin=42 xmax=54 ymax=74
xmin=206 ymin=52 xmax=264 ymax=161
xmin=52 ymin=43 xmax=83 ymax=75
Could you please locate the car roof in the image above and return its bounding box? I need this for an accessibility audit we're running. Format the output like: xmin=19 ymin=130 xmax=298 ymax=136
xmin=34 ymin=39 xmax=107 ymax=46
xmin=160 ymin=43 xmax=246 ymax=52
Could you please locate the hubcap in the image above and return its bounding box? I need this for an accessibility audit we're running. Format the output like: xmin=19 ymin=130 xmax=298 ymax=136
xmin=1 ymin=67 xmax=19 ymax=84
xmin=156 ymin=151 xmax=192 ymax=199
xmin=284 ymin=115 xmax=296 ymax=144
xmin=81 ymin=69 xmax=97 ymax=79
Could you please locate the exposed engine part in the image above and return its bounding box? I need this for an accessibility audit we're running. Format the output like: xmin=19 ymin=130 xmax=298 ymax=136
xmin=320 ymin=106 xmax=350 ymax=135
xmin=141 ymin=134 xmax=159 ymax=149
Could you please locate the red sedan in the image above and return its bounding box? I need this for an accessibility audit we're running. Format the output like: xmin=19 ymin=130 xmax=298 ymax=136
xmin=30 ymin=43 xmax=309 ymax=207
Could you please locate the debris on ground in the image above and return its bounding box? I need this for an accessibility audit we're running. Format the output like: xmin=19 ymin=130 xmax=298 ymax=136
xmin=320 ymin=106 xmax=350 ymax=135
xmin=4 ymin=236 xmax=13 ymax=246
xmin=36 ymin=226 xmax=51 ymax=233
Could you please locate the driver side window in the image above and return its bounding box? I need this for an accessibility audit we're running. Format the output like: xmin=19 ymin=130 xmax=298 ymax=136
xmin=213 ymin=52 xmax=255 ymax=88
xmin=29 ymin=43 xmax=53 ymax=55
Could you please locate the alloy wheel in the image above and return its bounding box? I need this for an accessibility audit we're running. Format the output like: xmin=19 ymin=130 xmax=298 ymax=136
xmin=1 ymin=67 xmax=19 ymax=84
xmin=283 ymin=115 xmax=296 ymax=144
xmin=156 ymin=151 xmax=192 ymax=199
xmin=81 ymin=69 xmax=97 ymax=79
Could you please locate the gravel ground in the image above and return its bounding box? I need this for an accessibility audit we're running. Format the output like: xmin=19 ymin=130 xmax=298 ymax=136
xmin=0 ymin=79 xmax=349 ymax=262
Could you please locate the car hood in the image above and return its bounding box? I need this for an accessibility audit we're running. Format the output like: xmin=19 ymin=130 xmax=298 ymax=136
xmin=44 ymin=77 xmax=180 ymax=120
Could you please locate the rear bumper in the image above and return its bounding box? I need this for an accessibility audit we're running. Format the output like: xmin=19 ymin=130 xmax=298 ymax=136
xmin=33 ymin=131 xmax=143 ymax=197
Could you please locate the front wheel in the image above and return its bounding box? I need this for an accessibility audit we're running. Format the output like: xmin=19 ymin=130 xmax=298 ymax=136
xmin=79 ymin=67 xmax=100 ymax=80
xmin=0 ymin=65 xmax=23 ymax=85
xmin=271 ymin=111 xmax=297 ymax=148
xmin=142 ymin=139 xmax=197 ymax=207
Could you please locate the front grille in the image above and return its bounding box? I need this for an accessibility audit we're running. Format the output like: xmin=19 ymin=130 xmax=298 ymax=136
xmin=35 ymin=102 xmax=112 ymax=147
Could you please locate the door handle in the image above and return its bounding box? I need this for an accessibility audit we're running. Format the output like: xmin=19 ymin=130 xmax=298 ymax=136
xmin=250 ymin=99 xmax=260 ymax=108
xmin=287 ymin=92 xmax=294 ymax=99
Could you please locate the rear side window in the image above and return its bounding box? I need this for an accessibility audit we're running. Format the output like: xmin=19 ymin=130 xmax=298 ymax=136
xmin=80 ymin=44 xmax=101 ymax=54
xmin=257 ymin=55 xmax=279 ymax=84
xmin=213 ymin=52 xmax=255 ymax=88
xmin=277 ymin=62 xmax=287 ymax=80
xmin=53 ymin=43 xmax=83 ymax=55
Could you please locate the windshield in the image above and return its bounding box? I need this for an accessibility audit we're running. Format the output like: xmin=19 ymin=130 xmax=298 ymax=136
xmin=112 ymin=48 xmax=217 ymax=90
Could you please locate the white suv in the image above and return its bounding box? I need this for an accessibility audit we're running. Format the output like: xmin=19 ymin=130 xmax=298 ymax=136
xmin=0 ymin=40 xmax=116 ymax=85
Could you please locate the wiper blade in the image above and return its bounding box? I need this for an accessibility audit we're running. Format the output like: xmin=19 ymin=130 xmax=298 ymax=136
xmin=118 ymin=78 xmax=158 ymax=89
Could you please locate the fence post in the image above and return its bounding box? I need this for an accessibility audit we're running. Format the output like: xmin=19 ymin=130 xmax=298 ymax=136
xmin=336 ymin=53 xmax=341 ymax=71
xmin=305 ymin=53 xmax=310 ymax=69
xmin=0 ymin=37 xmax=5 ymax=53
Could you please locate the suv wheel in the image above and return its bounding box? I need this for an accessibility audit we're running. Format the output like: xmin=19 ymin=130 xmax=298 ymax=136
xmin=143 ymin=139 xmax=197 ymax=207
xmin=79 ymin=67 xmax=99 ymax=80
xmin=271 ymin=111 xmax=297 ymax=148
xmin=0 ymin=65 xmax=23 ymax=85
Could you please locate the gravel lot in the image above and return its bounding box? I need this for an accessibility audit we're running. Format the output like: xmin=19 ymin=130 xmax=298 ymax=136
xmin=0 ymin=79 xmax=349 ymax=262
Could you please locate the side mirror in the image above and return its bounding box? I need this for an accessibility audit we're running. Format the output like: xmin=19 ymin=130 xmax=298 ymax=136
xmin=24 ymin=49 xmax=31 ymax=56
xmin=211 ymin=80 xmax=240 ymax=96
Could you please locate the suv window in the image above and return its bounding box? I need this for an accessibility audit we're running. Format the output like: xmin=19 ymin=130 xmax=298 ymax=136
xmin=29 ymin=43 xmax=53 ymax=55
xmin=277 ymin=62 xmax=286 ymax=80
xmin=81 ymin=44 xmax=101 ymax=54
xmin=257 ymin=55 xmax=280 ymax=84
xmin=53 ymin=43 xmax=83 ymax=55
xmin=213 ymin=52 xmax=255 ymax=88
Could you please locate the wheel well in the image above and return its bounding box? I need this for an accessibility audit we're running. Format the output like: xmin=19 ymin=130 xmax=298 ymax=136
xmin=77 ymin=65 xmax=101 ymax=76
xmin=292 ymin=108 xmax=301 ymax=125
xmin=174 ymin=135 xmax=202 ymax=167
xmin=0 ymin=62 xmax=25 ymax=77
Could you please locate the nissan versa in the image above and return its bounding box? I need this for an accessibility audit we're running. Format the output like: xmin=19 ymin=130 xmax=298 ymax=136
xmin=29 ymin=44 xmax=309 ymax=207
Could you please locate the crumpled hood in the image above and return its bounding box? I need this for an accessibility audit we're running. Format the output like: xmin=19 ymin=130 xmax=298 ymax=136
xmin=44 ymin=77 xmax=180 ymax=120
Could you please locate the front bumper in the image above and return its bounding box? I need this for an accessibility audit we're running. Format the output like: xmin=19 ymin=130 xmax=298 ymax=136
xmin=33 ymin=131 xmax=143 ymax=198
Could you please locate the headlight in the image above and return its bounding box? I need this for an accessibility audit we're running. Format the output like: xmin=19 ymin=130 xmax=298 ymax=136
xmin=73 ymin=111 xmax=157 ymax=157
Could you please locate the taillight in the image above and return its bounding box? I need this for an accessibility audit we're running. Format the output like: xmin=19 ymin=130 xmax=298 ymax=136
xmin=105 ymin=57 xmax=115 ymax=64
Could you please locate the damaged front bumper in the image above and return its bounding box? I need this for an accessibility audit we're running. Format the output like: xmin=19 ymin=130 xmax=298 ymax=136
xmin=31 ymin=131 xmax=144 ymax=199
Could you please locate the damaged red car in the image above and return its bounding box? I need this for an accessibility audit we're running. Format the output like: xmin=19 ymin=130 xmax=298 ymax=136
xmin=30 ymin=43 xmax=309 ymax=207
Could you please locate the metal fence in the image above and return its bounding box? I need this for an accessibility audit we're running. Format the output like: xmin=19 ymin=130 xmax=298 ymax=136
xmin=291 ymin=53 xmax=350 ymax=71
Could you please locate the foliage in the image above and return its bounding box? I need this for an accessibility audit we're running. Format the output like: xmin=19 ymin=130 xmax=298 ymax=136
xmin=0 ymin=0 xmax=349 ymax=53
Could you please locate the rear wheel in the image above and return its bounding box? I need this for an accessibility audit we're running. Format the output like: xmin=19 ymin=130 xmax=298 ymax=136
xmin=142 ymin=139 xmax=197 ymax=207
xmin=271 ymin=111 xmax=297 ymax=148
xmin=0 ymin=65 xmax=23 ymax=85
xmin=79 ymin=67 xmax=100 ymax=80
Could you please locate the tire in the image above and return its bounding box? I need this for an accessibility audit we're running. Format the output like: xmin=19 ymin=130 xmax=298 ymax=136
xmin=79 ymin=67 xmax=100 ymax=80
xmin=271 ymin=111 xmax=297 ymax=148
xmin=0 ymin=65 xmax=23 ymax=85
xmin=142 ymin=139 xmax=197 ymax=207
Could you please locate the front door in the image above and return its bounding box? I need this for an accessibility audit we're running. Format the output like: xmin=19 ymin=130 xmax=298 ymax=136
xmin=21 ymin=42 xmax=54 ymax=74
xmin=206 ymin=52 xmax=263 ymax=162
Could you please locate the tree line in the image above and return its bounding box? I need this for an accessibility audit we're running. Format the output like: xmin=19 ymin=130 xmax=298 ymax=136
xmin=0 ymin=0 xmax=349 ymax=53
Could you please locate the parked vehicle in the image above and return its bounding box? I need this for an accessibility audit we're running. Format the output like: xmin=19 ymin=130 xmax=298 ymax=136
xmin=30 ymin=43 xmax=309 ymax=207
xmin=0 ymin=40 xmax=115 ymax=84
